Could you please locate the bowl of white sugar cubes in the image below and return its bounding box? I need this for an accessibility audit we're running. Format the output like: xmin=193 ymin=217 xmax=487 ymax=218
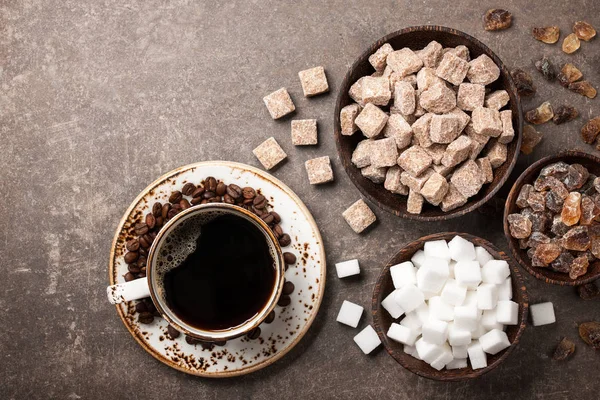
xmin=372 ymin=233 xmax=528 ymax=380
xmin=334 ymin=26 xmax=522 ymax=221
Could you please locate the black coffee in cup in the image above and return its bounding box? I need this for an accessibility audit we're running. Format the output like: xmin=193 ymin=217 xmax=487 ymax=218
xmin=159 ymin=213 xmax=276 ymax=331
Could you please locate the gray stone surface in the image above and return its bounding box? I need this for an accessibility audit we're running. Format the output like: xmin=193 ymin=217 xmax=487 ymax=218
xmin=1 ymin=1 xmax=600 ymax=399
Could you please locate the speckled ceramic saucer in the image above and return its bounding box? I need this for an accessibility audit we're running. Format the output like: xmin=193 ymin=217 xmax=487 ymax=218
xmin=108 ymin=161 xmax=326 ymax=377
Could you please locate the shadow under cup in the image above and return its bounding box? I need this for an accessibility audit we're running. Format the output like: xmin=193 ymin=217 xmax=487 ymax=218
xmin=147 ymin=204 xmax=285 ymax=342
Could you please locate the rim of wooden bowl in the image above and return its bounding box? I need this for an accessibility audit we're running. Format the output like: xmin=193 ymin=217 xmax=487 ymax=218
xmin=371 ymin=232 xmax=529 ymax=381
xmin=334 ymin=25 xmax=523 ymax=221
xmin=504 ymin=150 xmax=600 ymax=286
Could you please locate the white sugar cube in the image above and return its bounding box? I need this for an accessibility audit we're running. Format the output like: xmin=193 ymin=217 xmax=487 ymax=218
xmin=452 ymin=345 xmax=468 ymax=359
xmin=336 ymin=300 xmax=364 ymax=328
xmin=335 ymin=259 xmax=361 ymax=278
xmin=463 ymin=290 xmax=478 ymax=307
xmin=475 ymin=246 xmax=494 ymax=266
xmin=454 ymin=261 xmax=482 ymax=289
xmin=353 ymin=325 xmax=381 ymax=354
xmin=448 ymin=260 xmax=456 ymax=279
xmin=448 ymin=323 xmax=472 ymax=346
xmin=448 ymin=235 xmax=476 ymax=262
xmin=390 ymin=261 xmax=417 ymax=288
xmin=441 ymin=278 xmax=467 ymax=306
xmin=381 ymin=290 xmax=405 ymax=319
xmin=422 ymin=319 xmax=449 ymax=345
xmin=454 ymin=305 xmax=479 ymax=332
xmin=477 ymin=283 xmax=498 ymax=310
xmin=446 ymin=358 xmax=468 ymax=370
xmin=429 ymin=296 xmax=454 ymax=321
xmin=404 ymin=344 xmax=421 ymax=359
xmin=496 ymin=300 xmax=519 ymax=325
xmin=530 ymin=302 xmax=555 ymax=326
xmin=481 ymin=309 xmax=503 ymax=331
xmin=387 ymin=323 xmax=419 ymax=346
xmin=411 ymin=250 xmax=427 ymax=268
xmin=467 ymin=341 xmax=488 ymax=370
xmin=479 ymin=328 xmax=511 ymax=355
xmin=424 ymin=240 xmax=451 ymax=261
xmin=394 ymin=283 xmax=425 ymax=313
xmin=471 ymin=324 xmax=487 ymax=339
xmin=497 ymin=277 xmax=513 ymax=300
xmin=415 ymin=303 xmax=430 ymax=325
xmin=423 ymin=290 xmax=439 ymax=300
xmin=417 ymin=257 xmax=449 ymax=293
xmin=430 ymin=343 xmax=453 ymax=370
xmin=481 ymin=260 xmax=510 ymax=284
xmin=415 ymin=338 xmax=444 ymax=363
xmin=400 ymin=312 xmax=423 ymax=331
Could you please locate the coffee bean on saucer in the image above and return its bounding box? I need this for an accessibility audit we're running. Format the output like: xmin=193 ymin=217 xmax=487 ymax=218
xmin=167 ymin=325 xmax=181 ymax=339
xmin=169 ymin=191 xmax=183 ymax=204
xmin=124 ymin=251 xmax=139 ymax=264
xmin=161 ymin=203 xmax=171 ymax=219
xmin=134 ymin=222 xmax=149 ymax=236
xmin=223 ymin=194 xmax=235 ymax=204
xmin=205 ymin=177 xmax=217 ymax=192
xmin=139 ymin=248 xmax=148 ymax=257
xmin=242 ymin=187 xmax=256 ymax=199
xmin=182 ymin=182 xmax=196 ymax=196
xmin=172 ymin=203 xmax=182 ymax=212
xmin=242 ymin=197 xmax=254 ymax=206
xmin=261 ymin=213 xmax=274 ymax=224
xmin=264 ymin=310 xmax=275 ymax=324
xmin=203 ymin=191 xmax=216 ymax=199
xmin=155 ymin=216 xmax=164 ymax=227
xmin=137 ymin=256 xmax=147 ymax=267
xmin=179 ymin=199 xmax=191 ymax=210
xmin=152 ymin=202 xmax=162 ymax=217
xmin=278 ymin=234 xmax=291 ymax=247
xmin=282 ymin=281 xmax=295 ymax=295
xmin=216 ymin=182 xmax=227 ymax=196
xmin=283 ymin=252 xmax=296 ymax=265
xmin=125 ymin=239 xmax=139 ymax=252
xmin=272 ymin=224 xmax=283 ymax=238
xmin=139 ymin=235 xmax=150 ymax=249
xmin=227 ymin=184 xmax=242 ymax=199
xmin=167 ymin=208 xmax=178 ymax=219
xmin=128 ymin=263 xmax=141 ymax=274
xmin=277 ymin=295 xmax=291 ymax=307
xmin=253 ymin=195 xmax=267 ymax=209
xmin=185 ymin=335 xmax=202 ymax=345
xmin=124 ymin=272 xmax=135 ymax=282
xmin=135 ymin=301 xmax=148 ymax=313
xmin=145 ymin=213 xmax=156 ymax=229
xmin=190 ymin=196 xmax=203 ymax=205
xmin=214 ymin=340 xmax=227 ymax=347
xmin=138 ymin=312 xmax=154 ymax=324
xmin=246 ymin=327 xmax=261 ymax=340
xmin=271 ymin=211 xmax=281 ymax=224
xmin=191 ymin=186 xmax=205 ymax=198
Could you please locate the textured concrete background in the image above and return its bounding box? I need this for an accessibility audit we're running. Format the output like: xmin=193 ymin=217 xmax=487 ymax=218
xmin=1 ymin=0 xmax=600 ymax=399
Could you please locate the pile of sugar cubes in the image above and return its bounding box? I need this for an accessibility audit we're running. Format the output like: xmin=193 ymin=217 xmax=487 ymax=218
xmin=380 ymin=235 xmax=519 ymax=370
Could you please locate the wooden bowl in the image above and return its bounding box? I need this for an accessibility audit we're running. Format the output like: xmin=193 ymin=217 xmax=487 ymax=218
xmin=371 ymin=232 xmax=528 ymax=381
xmin=334 ymin=26 xmax=523 ymax=221
xmin=504 ymin=150 xmax=600 ymax=286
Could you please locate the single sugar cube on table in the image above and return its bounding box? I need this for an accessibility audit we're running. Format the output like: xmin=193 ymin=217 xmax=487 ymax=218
xmin=298 ymin=66 xmax=329 ymax=97
xmin=390 ymin=261 xmax=417 ymax=288
xmin=263 ymin=88 xmax=295 ymax=119
xmin=387 ymin=323 xmax=419 ymax=346
xmin=429 ymin=296 xmax=455 ymax=321
xmin=415 ymin=338 xmax=445 ymax=364
xmin=441 ymin=278 xmax=467 ymax=306
xmin=496 ymin=300 xmax=519 ymax=325
xmin=253 ymin=137 xmax=287 ymax=170
xmin=430 ymin=344 xmax=454 ymax=371
xmin=477 ymin=283 xmax=498 ymax=310
xmin=481 ymin=259 xmax=510 ymax=284
xmin=452 ymin=345 xmax=468 ymax=359
xmin=479 ymin=329 xmax=511 ymax=355
xmin=424 ymin=240 xmax=451 ymax=261
xmin=446 ymin=358 xmax=468 ymax=370
xmin=417 ymin=257 xmax=450 ymax=293
xmin=291 ymin=119 xmax=318 ymax=146
xmin=497 ymin=277 xmax=512 ymax=300
xmin=422 ymin=319 xmax=449 ymax=345
xmin=305 ymin=156 xmax=334 ymax=185
xmin=353 ymin=325 xmax=381 ymax=354
xmin=530 ymin=302 xmax=555 ymax=326
xmin=454 ymin=305 xmax=479 ymax=332
xmin=467 ymin=341 xmax=488 ymax=370
xmin=448 ymin=236 xmax=476 ymax=262
xmin=411 ymin=250 xmax=426 ymax=268
xmin=342 ymin=199 xmax=376 ymax=233
xmin=475 ymin=246 xmax=494 ymax=266
xmin=335 ymin=259 xmax=360 ymax=278
xmin=336 ymin=300 xmax=364 ymax=328
xmin=394 ymin=283 xmax=425 ymax=313
xmin=454 ymin=260 xmax=482 ymax=289
xmin=381 ymin=290 xmax=404 ymax=319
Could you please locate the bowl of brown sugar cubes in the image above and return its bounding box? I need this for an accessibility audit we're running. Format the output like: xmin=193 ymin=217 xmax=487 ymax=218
xmin=504 ymin=151 xmax=600 ymax=286
xmin=334 ymin=26 xmax=523 ymax=221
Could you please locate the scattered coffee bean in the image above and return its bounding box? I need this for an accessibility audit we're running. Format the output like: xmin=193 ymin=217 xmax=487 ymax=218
xmin=137 ymin=255 xmax=147 ymax=267
xmin=273 ymin=224 xmax=283 ymax=238
xmin=223 ymin=194 xmax=235 ymax=204
xmin=190 ymin=196 xmax=203 ymax=205
xmin=167 ymin=324 xmax=181 ymax=339
xmin=139 ymin=235 xmax=150 ymax=249
xmin=126 ymin=239 xmax=140 ymax=252
xmin=128 ymin=263 xmax=141 ymax=274
xmin=264 ymin=311 xmax=276 ymax=323
xmin=135 ymin=301 xmax=148 ymax=313
xmin=152 ymin=202 xmax=162 ymax=217
xmin=145 ymin=213 xmax=156 ymax=229
xmin=205 ymin=177 xmax=218 ymax=192
xmin=253 ymin=194 xmax=268 ymax=209
xmin=169 ymin=191 xmax=183 ymax=204
xmin=261 ymin=213 xmax=274 ymax=224
xmin=191 ymin=186 xmax=205 ymax=198
xmin=246 ymin=327 xmax=261 ymax=340
xmin=282 ymin=281 xmax=295 ymax=295
xmin=138 ymin=312 xmax=154 ymax=324
xmin=124 ymin=272 xmax=135 ymax=282
xmin=155 ymin=216 xmax=164 ymax=227
xmin=167 ymin=208 xmax=178 ymax=219
xmin=283 ymin=252 xmax=297 ymax=265
xmin=139 ymin=248 xmax=148 ymax=257
xmin=180 ymin=199 xmax=191 ymax=210
xmin=182 ymin=182 xmax=196 ymax=196
xmin=271 ymin=211 xmax=281 ymax=224
xmin=277 ymin=295 xmax=291 ymax=307
xmin=161 ymin=203 xmax=171 ymax=219
xmin=242 ymin=187 xmax=256 ymax=199
xmin=185 ymin=335 xmax=203 ymax=345
xmin=279 ymin=234 xmax=292 ymax=247
xmin=134 ymin=222 xmax=149 ymax=236
xmin=216 ymin=182 xmax=227 ymax=196
xmin=124 ymin=251 xmax=139 ymax=264
xmin=227 ymin=184 xmax=243 ymax=199
xmin=203 ymin=191 xmax=216 ymax=200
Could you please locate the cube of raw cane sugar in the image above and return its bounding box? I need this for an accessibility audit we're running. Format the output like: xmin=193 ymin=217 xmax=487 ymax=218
xmin=398 ymin=146 xmax=433 ymax=177
xmin=421 ymin=173 xmax=449 ymax=206
xmin=387 ymin=48 xmax=424 ymax=77
xmin=394 ymin=283 xmax=425 ymax=313
xmin=353 ymin=325 xmax=382 ymax=354
xmin=342 ymin=199 xmax=377 ymax=233
xmin=476 ymin=157 xmax=494 ymax=184
xmin=415 ymin=338 xmax=445 ymax=364
xmin=477 ymin=283 xmax=498 ymax=310
xmin=263 ymin=88 xmax=296 ymax=119
xmin=355 ymin=103 xmax=389 ymax=138
xmin=429 ymin=296 xmax=455 ymax=321
xmin=467 ymin=54 xmax=500 ymax=85
xmin=452 ymin=345 xmax=469 ymax=359
xmin=448 ymin=236 xmax=476 ymax=262
xmin=391 ymin=261 xmax=417 ymax=288
xmin=424 ymin=240 xmax=451 ymax=261
xmin=441 ymin=278 xmax=467 ymax=306
xmin=499 ymin=110 xmax=515 ymax=144
xmin=436 ymin=52 xmax=470 ymax=86
xmin=475 ymin=246 xmax=494 ymax=267
xmin=454 ymin=305 xmax=479 ymax=332
xmin=430 ymin=114 xmax=461 ymax=144
xmin=485 ymin=90 xmax=510 ymax=110
xmin=381 ymin=290 xmax=405 ymax=319
xmin=298 ymin=66 xmax=329 ymax=97
xmin=446 ymin=358 xmax=468 ymax=370
xmin=401 ymin=169 xmax=433 ymax=193
xmin=340 ymin=104 xmax=361 ymax=136
xmin=472 ymin=107 xmax=502 ymax=137
xmin=448 ymin=323 xmax=472 ymax=346
xmin=336 ymin=300 xmax=364 ymax=328
xmin=424 ymin=144 xmax=446 ymax=165
xmin=384 ymin=114 xmax=413 ymax=150
xmin=401 ymin=312 xmax=423 ymax=331
xmin=448 ymin=107 xmax=471 ymax=133
xmin=457 ymin=83 xmax=485 ymax=111
xmin=467 ymin=125 xmax=490 ymax=160
xmin=361 ymin=76 xmax=391 ymax=106
xmin=496 ymin=300 xmax=519 ymax=325
xmin=407 ymin=190 xmax=425 ymax=215
xmin=369 ymin=43 xmax=394 ymax=72
xmin=430 ymin=344 xmax=454 ymax=370
xmin=441 ymin=135 xmax=472 ymax=168
xmin=291 ymin=119 xmax=318 ymax=145
xmin=305 ymin=156 xmax=334 ymax=185
xmin=481 ymin=309 xmax=504 ymax=331
xmin=530 ymin=302 xmax=555 ymax=326
xmin=419 ymin=82 xmax=457 ymax=114
xmin=335 ymin=259 xmax=360 ymax=278
xmin=468 ymin=341 xmax=488 ymax=370
xmin=349 ymin=77 xmax=366 ymax=106
xmin=481 ymin=260 xmax=510 ymax=284
xmin=384 ymin=166 xmax=409 ymax=195
xmin=387 ymin=323 xmax=419 ymax=346
xmin=361 ymin=165 xmax=387 ymax=184
xmin=394 ymin=81 xmax=416 ymax=115
xmin=370 ymin=138 xmax=399 ymax=168
xmin=253 ymin=137 xmax=287 ymax=170
xmin=441 ymin=184 xmax=468 ymax=212
xmin=411 ymin=113 xmax=434 ymax=148
xmin=416 ymin=40 xmax=443 ymax=68
xmin=497 ymin=278 xmax=513 ymax=300
xmin=486 ymin=141 xmax=507 ymax=168
xmin=451 ymin=160 xmax=486 ymax=198
xmin=479 ymin=329 xmax=511 ymax=355
xmin=417 ymin=258 xmax=450 ymax=293
xmin=454 ymin=260 xmax=482 ymax=289
xmin=351 ymin=139 xmax=373 ymax=168
xmin=416 ymin=67 xmax=442 ymax=91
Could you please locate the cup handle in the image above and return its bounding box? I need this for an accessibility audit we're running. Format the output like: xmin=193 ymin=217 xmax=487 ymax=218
xmin=106 ymin=278 xmax=151 ymax=304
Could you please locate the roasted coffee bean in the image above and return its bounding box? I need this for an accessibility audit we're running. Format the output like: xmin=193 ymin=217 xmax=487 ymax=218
xmin=167 ymin=208 xmax=178 ymax=219
xmin=145 ymin=213 xmax=156 ymax=229
xmin=140 ymin=266 xmax=146 ymax=273
xmin=205 ymin=177 xmax=217 ymax=192
xmin=172 ymin=204 xmax=182 ymax=212
xmin=139 ymin=248 xmax=148 ymax=257
xmin=242 ymin=187 xmax=256 ymax=199
xmin=227 ymin=184 xmax=243 ymax=199
xmin=216 ymin=182 xmax=227 ymax=196
xmin=272 ymin=224 xmax=283 ymax=238
xmin=283 ymin=252 xmax=297 ymax=265
xmin=261 ymin=213 xmax=274 ymax=224
xmin=124 ymin=272 xmax=135 ymax=282
xmin=152 ymin=202 xmax=162 ymax=217
xmin=149 ymin=231 xmax=157 ymax=240
xmin=223 ymin=194 xmax=235 ymax=204
xmin=155 ymin=216 xmax=164 ymax=227
xmin=167 ymin=325 xmax=181 ymax=339
xmin=138 ymin=312 xmax=154 ymax=324
xmin=180 ymin=199 xmax=191 ymax=210
xmin=169 ymin=191 xmax=183 ymax=204
xmin=278 ymin=234 xmax=291 ymax=247
xmin=125 ymin=239 xmax=140 ymax=252
xmin=243 ymin=197 xmax=254 ymax=206
xmin=182 ymin=182 xmax=196 ymax=196
xmin=128 ymin=263 xmax=141 ymax=274
xmin=135 ymin=301 xmax=148 ymax=313
xmin=185 ymin=335 xmax=203 ymax=345
xmin=139 ymin=235 xmax=150 ymax=249
xmin=277 ymin=295 xmax=291 ymax=307
xmin=144 ymin=299 xmax=157 ymax=313
xmin=203 ymin=191 xmax=216 ymax=199
xmin=264 ymin=310 xmax=276 ymax=324
xmin=271 ymin=211 xmax=281 ymax=224
xmin=201 ymin=199 xmax=209 ymax=205
xmin=134 ymin=222 xmax=149 ymax=236
xmin=124 ymin=251 xmax=139 ymax=264
xmin=253 ymin=195 xmax=268 ymax=209
xmin=252 ymin=206 xmax=267 ymax=217
xmin=137 ymin=256 xmax=147 ymax=268
xmin=190 ymin=196 xmax=203 ymax=205
xmin=138 ymin=272 xmax=147 ymax=278
xmin=214 ymin=340 xmax=227 ymax=347
xmin=246 ymin=327 xmax=261 ymax=340
xmin=191 ymin=186 xmax=205 ymax=198
xmin=208 ymin=196 xmax=222 ymax=203
xmin=161 ymin=203 xmax=171 ymax=219
xmin=282 ymin=281 xmax=295 ymax=295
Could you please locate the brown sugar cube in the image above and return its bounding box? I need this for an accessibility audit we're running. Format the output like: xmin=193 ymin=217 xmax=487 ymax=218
xmin=433 ymin=163 xmax=454 ymax=178
xmin=448 ymin=107 xmax=471 ymax=132
xmin=384 ymin=166 xmax=409 ymax=195
xmin=361 ymin=76 xmax=391 ymax=106
xmin=355 ymin=103 xmax=389 ymax=138
xmin=472 ymin=107 xmax=502 ymax=137
xmin=424 ymin=144 xmax=446 ymax=165
xmin=361 ymin=165 xmax=387 ymax=183
xmin=415 ymin=40 xmax=443 ymax=68
xmin=484 ymin=90 xmax=510 ymax=110
xmin=349 ymin=77 xmax=367 ymax=106
xmin=351 ymin=139 xmax=374 ymax=168
xmin=340 ymin=104 xmax=361 ymax=136
xmin=253 ymin=137 xmax=287 ymax=170
xmin=414 ymin=89 xmax=427 ymax=117
xmin=444 ymin=45 xmax=470 ymax=61
xmin=442 ymin=135 xmax=473 ymax=167
xmin=436 ymin=52 xmax=470 ymax=86
xmin=421 ymin=172 xmax=450 ymax=206
xmin=342 ymin=199 xmax=377 ymax=233
xmin=394 ymin=81 xmax=416 ymax=115
xmin=499 ymin=110 xmax=515 ymax=144
xmin=430 ymin=114 xmax=461 ymax=144
xmin=383 ymin=114 xmax=413 ymax=149
xmin=370 ymin=138 xmax=399 ymax=168
xmin=417 ymin=67 xmax=444 ymax=91
xmin=466 ymin=122 xmax=490 ymax=159
xmin=451 ymin=159 xmax=485 ymax=198
xmin=467 ymin=54 xmax=500 ymax=85
xmin=401 ymin=168 xmax=434 ymax=193
xmin=407 ymin=190 xmax=425 ymax=214
xmin=441 ymin=183 xmax=468 ymax=212
xmin=305 ymin=156 xmax=334 ymax=185
xmin=263 ymin=88 xmax=295 ymax=119
xmin=387 ymin=48 xmax=424 ymax=77
xmin=516 ymin=184 xmax=533 ymax=208
xmin=476 ymin=157 xmax=494 ymax=183
xmin=291 ymin=119 xmax=318 ymax=146
xmin=398 ymin=146 xmax=433 ymax=177
xmin=419 ymin=82 xmax=456 ymax=114
xmin=412 ymin=113 xmax=434 ymax=147
xmin=298 ymin=66 xmax=329 ymax=97
xmin=457 ymin=83 xmax=486 ymax=111
xmin=486 ymin=141 xmax=507 ymax=168
xmin=369 ymin=43 xmax=394 ymax=72
xmin=390 ymin=72 xmax=417 ymax=98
